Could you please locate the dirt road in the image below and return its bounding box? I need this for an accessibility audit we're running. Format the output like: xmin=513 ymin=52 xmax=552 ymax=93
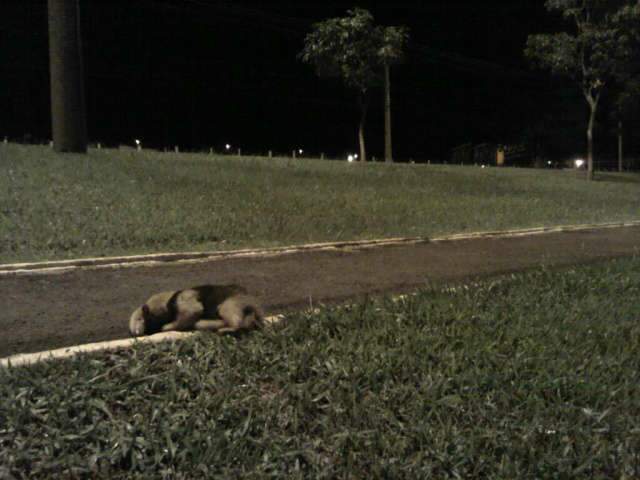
xmin=2 ymin=225 xmax=639 ymax=357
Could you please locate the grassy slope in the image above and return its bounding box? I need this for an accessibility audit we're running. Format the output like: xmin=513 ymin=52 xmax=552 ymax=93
xmin=1 ymin=257 xmax=639 ymax=478
xmin=1 ymin=144 xmax=639 ymax=263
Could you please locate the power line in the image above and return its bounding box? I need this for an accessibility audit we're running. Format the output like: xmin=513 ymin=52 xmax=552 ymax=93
xmin=3 ymin=0 xmax=548 ymax=83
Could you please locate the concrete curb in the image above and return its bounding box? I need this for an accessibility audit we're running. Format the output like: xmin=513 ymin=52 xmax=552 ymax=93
xmin=2 ymin=220 xmax=639 ymax=276
xmin=0 ymin=315 xmax=285 ymax=368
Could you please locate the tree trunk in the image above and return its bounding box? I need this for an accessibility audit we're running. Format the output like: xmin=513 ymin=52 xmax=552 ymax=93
xmin=384 ymin=63 xmax=393 ymax=163
xmin=585 ymin=94 xmax=599 ymax=182
xmin=48 ymin=0 xmax=87 ymax=153
xmin=358 ymin=92 xmax=368 ymax=163
xmin=618 ymin=120 xmax=623 ymax=172
xmin=586 ymin=118 xmax=594 ymax=181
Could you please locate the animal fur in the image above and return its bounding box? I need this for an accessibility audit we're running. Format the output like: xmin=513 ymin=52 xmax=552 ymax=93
xmin=129 ymin=284 xmax=264 ymax=336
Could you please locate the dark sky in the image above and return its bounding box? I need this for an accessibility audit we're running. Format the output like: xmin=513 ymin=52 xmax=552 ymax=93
xmin=2 ymin=1 xmax=592 ymax=160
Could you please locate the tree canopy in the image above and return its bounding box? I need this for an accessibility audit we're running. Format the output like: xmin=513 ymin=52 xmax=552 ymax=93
xmin=300 ymin=8 xmax=398 ymax=93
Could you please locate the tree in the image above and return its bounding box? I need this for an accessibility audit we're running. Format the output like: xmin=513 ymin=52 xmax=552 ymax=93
xmin=378 ymin=26 xmax=409 ymax=163
xmin=48 ymin=0 xmax=87 ymax=153
xmin=610 ymin=5 xmax=640 ymax=171
xmin=300 ymin=9 xmax=408 ymax=163
xmin=525 ymin=0 xmax=640 ymax=180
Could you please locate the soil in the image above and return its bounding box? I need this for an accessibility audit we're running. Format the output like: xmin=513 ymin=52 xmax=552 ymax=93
xmin=2 ymin=226 xmax=639 ymax=358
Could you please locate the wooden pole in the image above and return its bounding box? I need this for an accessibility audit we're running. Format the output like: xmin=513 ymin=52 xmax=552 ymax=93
xmin=384 ymin=63 xmax=393 ymax=163
xmin=47 ymin=0 xmax=87 ymax=153
xmin=618 ymin=120 xmax=623 ymax=172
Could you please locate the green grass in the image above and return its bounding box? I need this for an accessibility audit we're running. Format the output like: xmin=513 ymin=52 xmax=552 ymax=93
xmin=1 ymin=257 xmax=639 ymax=478
xmin=1 ymin=144 xmax=639 ymax=263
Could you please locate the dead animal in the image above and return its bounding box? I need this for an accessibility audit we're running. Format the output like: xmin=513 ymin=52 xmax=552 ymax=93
xmin=129 ymin=284 xmax=264 ymax=336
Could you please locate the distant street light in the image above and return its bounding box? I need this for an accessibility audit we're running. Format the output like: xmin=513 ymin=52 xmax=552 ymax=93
xmin=225 ymin=143 xmax=231 ymax=151
xmin=575 ymin=158 xmax=585 ymax=168
xmin=347 ymin=155 xmax=354 ymax=162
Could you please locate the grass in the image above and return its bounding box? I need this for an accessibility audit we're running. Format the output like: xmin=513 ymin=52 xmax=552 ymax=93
xmin=1 ymin=257 xmax=639 ymax=478
xmin=1 ymin=143 xmax=639 ymax=263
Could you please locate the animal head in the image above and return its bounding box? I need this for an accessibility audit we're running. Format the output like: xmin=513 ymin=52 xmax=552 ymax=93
xmin=129 ymin=304 xmax=165 ymax=336
xmin=129 ymin=306 xmax=147 ymax=337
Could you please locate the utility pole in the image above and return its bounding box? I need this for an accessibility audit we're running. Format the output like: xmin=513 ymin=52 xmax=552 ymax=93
xmin=48 ymin=0 xmax=87 ymax=153
xmin=618 ymin=120 xmax=623 ymax=172
xmin=384 ymin=63 xmax=393 ymax=163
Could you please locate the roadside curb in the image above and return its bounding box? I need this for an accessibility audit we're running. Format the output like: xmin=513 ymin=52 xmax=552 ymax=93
xmin=2 ymin=220 xmax=639 ymax=276
xmin=0 ymin=315 xmax=285 ymax=368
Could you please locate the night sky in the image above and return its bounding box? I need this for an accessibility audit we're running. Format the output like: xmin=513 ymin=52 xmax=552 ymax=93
xmin=1 ymin=1 xmax=620 ymax=161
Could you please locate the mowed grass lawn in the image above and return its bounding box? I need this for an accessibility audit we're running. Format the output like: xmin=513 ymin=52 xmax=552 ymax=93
xmin=1 ymin=144 xmax=639 ymax=263
xmin=1 ymin=257 xmax=639 ymax=478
